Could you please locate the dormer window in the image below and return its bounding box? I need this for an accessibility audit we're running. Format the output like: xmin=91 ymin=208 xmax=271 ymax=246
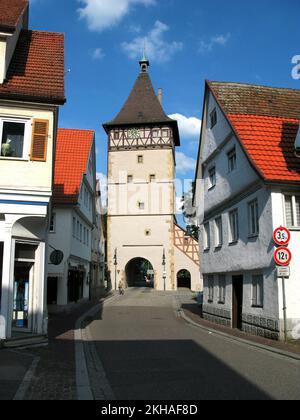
xmin=0 ymin=119 xmax=28 ymax=159
xmin=210 ymin=108 xmax=217 ymax=129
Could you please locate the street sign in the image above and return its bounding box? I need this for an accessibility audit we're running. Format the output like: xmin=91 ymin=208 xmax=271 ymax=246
xmin=274 ymin=247 xmax=292 ymax=266
xmin=277 ymin=266 xmax=290 ymax=278
xmin=273 ymin=227 xmax=291 ymax=246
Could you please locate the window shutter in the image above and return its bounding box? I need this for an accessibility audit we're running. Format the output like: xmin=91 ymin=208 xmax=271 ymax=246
xmin=30 ymin=119 xmax=49 ymax=161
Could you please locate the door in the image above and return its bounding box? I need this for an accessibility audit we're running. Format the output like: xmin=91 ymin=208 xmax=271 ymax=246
xmin=13 ymin=262 xmax=33 ymax=331
xmin=232 ymin=276 xmax=243 ymax=329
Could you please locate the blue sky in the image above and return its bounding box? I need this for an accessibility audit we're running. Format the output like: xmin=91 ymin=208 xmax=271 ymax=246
xmin=29 ymin=0 xmax=300 ymax=218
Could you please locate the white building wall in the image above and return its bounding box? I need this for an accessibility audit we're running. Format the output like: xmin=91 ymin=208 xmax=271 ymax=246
xmin=271 ymin=190 xmax=300 ymax=338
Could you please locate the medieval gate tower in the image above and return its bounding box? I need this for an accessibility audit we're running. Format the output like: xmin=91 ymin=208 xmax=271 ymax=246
xmin=104 ymin=56 xmax=200 ymax=291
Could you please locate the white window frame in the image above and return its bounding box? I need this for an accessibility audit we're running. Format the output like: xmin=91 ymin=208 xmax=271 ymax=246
xmin=229 ymin=209 xmax=239 ymax=244
xmin=208 ymin=166 xmax=216 ymax=190
xmin=204 ymin=222 xmax=211 ymax=250
xmin=215 ymin=216 xmax=223 ymax=248
xmin=218 ymin=275 xmax=226 ymax=304
xmin=0 ymin=117 xmax=31 ymax=160
xmin=208 ymin=275 xmax=214 ymax=303
xmin=284 ymin=194 xmax=300 ymax=229
xmin=227 ymin=147 xmax=237 ymax=173
xmin=248 ymin=199 xmax=259 ymax=237
xmin=252 ymin=275 xmax=264 ymax=308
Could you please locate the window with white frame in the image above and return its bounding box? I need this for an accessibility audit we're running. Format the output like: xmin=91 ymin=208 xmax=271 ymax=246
xmin=210 ymin=108 xmax=217 ymax=129
xmin=0 ymin=118 xmax=30 ymax=159
xmin=285 ymin=195 xmax=300 ymax=228
xmin=80 ymin=224 xmax=82 ymax=242
xmin=204 ymin=222 xmax=211 ymax=250
xmin=208 ymin=166 xmax=216 ymax=189
xmin=49 ymin=213 xmax=56 ymax=233
xmin=87 ymin=229 xmax=90 ymax=246
xmin=83 ymin=227 xmax=86 ymax=245
xmin=215 ymin=216 xmax=223 ymax=248
xmin=248 ymin=199 xmax=259 ymax=236
xmin=208 ymin=275 xmax=214 ymax=303
xmin=252 ymin=275 xmax=264 ymax=308
xmin=229 ymin=209 xmax=239 ymax=243
xmin=228 ymin=148 xmax=237 ymax=173
xmin=72 ymin=217 xmax=76 ymax=237
xmin=218 ymin=275 xmax=226 ymax=304
xmin=77 ymin=221 xmax=80 ymax=240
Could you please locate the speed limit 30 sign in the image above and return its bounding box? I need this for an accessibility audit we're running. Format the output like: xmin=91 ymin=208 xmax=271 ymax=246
xmin=274 ymin=247 xmax=292 ymax=266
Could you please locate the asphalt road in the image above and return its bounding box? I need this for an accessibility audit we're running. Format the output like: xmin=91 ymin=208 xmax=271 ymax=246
xmin=87 ymin=288 xmax=300 ymax=401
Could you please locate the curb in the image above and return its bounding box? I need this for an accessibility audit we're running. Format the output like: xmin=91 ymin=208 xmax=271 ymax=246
xmin=13 ymin=356 xmax=40 ymax=400
xmin=175 ymin=298 xmax=300 ymax=363
xmin=75 ymin=293 xmax=117 ymax=401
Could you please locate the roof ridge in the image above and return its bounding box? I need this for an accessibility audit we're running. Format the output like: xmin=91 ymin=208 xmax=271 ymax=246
xmin=23 ymin=28 xmax=65 ymax=36
xmin=208 ymin=80 xmax=300 ymax=94
xmin=58 ymin=128 xmax=95 ymax=133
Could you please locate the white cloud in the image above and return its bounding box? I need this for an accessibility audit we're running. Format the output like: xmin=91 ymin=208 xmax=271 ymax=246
xmin=92 ymin=48 xmax=105 ymax=60
xmin=169 ymin=114 xmax=201 ymax=139
xmin=122 ymin=20 xmax=183 ymax=63
xmin=199 ymin=33 xmax=231 ymax=53
xmin=176 ymin=152 xmax=196 ymax=174
xmin=78 ymin=0 xmax=156 ymax=32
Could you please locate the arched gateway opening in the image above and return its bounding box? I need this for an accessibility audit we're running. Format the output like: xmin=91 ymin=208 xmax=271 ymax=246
xmin=125 ymin=258 xmax=154 ymax=288
xmin=177 ymin=270 xmax=191 ymax=289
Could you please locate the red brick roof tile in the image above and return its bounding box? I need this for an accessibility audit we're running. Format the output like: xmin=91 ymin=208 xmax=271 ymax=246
xmin=0 ymin=30 xmax=65 ymax=104
xmin=228 ymin=114 xmax=300 ymax=182
xmin=0 ymin=0 xmax=28 ymax=32
xmin=208 ymin=81 xmax=300 ymax=183
xmin=54 ymin=129 xmax=95 ymax=205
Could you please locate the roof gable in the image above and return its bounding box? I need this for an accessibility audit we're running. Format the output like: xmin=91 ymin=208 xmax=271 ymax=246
xmin=54 ymin=129 xmax=95 ymax=205
xmin=208 ymin=81 xmax=300 ymax=183
xmin=0 ymin=0 xmax=28 ymax=33
xmin=0 ymin=30 xmax=65 ymax=104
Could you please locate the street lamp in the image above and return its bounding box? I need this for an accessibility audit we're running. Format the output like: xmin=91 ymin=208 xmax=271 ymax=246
xmin=114 ymin=248 xmax=118 ymax=291
xmin=162 ymin=248 xmax=166 ymax=291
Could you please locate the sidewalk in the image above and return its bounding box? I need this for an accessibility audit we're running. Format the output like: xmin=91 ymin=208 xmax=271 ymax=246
xmin=0 ymin=294 xmax=112 ymax=400
xmin=179 ymin=299 xmax=300 ymax=358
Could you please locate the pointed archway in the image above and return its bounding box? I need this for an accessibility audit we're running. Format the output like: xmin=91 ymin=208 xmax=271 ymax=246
xmin=125 ymin=258 xmax=154 ymax=288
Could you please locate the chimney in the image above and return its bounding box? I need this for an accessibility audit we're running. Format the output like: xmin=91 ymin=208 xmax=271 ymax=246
xmin=158 ymin=88 xmax=163 ymax=105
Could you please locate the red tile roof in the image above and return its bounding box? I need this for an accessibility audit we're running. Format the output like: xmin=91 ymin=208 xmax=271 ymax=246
xmin=0 ymin=30 xmax=65 ymax=104
xmin=0 ymin=0 xmax=28 ymax=32
xmin=208 ymin=81 xmax=300 ymax=183
xmin=228 ymin=115 xmax=300 ymax=182
xmin=54 ymin=129 xmax=94 ymax=205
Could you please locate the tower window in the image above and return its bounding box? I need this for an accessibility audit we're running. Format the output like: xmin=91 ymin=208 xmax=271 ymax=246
xmin=114 ymin=131 xmax=120 ymax=140
xmin=150 ymin=174 xmax=156 ymax=183
xmin=137 ymin=155 xmax=143 ymax=164
xmin=127 ymin=175 xmax=133 ymax=184
xmin=145 ymin=229 xmax=151 ymax=236
xmin=138 ymin=202 xmax=145 ymax=210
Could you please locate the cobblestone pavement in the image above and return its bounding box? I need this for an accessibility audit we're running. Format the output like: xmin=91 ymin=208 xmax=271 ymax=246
xmin=20 ymin=300 xmax=99 ymax=400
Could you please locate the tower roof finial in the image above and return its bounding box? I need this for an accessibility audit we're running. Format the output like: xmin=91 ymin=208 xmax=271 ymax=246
xmin=139 ymin=41 xmax=150 ymax=72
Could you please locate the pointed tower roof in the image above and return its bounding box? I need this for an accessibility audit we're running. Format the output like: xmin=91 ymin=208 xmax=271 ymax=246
xmin=103 ymin=62 xmax=180 ymax=146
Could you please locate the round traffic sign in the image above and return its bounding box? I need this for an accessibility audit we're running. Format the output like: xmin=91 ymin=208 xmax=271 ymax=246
xmin=273 ymin=227 xmax=291 ymax=246
xmin=274 ymin=247 xmax=292 ymax=266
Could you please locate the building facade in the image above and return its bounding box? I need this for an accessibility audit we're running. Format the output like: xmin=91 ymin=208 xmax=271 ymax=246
xmin=104 ymin=58 xmax=201 ymax=292
xmin=0 ymin=0 xmax=65 ymax=341
xmin=47 ymin=129 xmax=96 ymax=312
xmin=194 ymin=81 xmax=300 ymax=340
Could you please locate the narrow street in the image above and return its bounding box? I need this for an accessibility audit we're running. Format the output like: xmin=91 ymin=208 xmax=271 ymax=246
xmin=85 ymin=288 xmax=300 ymax=401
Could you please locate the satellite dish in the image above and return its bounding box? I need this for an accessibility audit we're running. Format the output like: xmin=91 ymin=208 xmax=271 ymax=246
xmin=50 ymin=250 xmax=64 ymax=266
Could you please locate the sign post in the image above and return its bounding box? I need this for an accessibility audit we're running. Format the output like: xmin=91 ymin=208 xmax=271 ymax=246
xmin=273 ymin=227 xmax=291 ymax=343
